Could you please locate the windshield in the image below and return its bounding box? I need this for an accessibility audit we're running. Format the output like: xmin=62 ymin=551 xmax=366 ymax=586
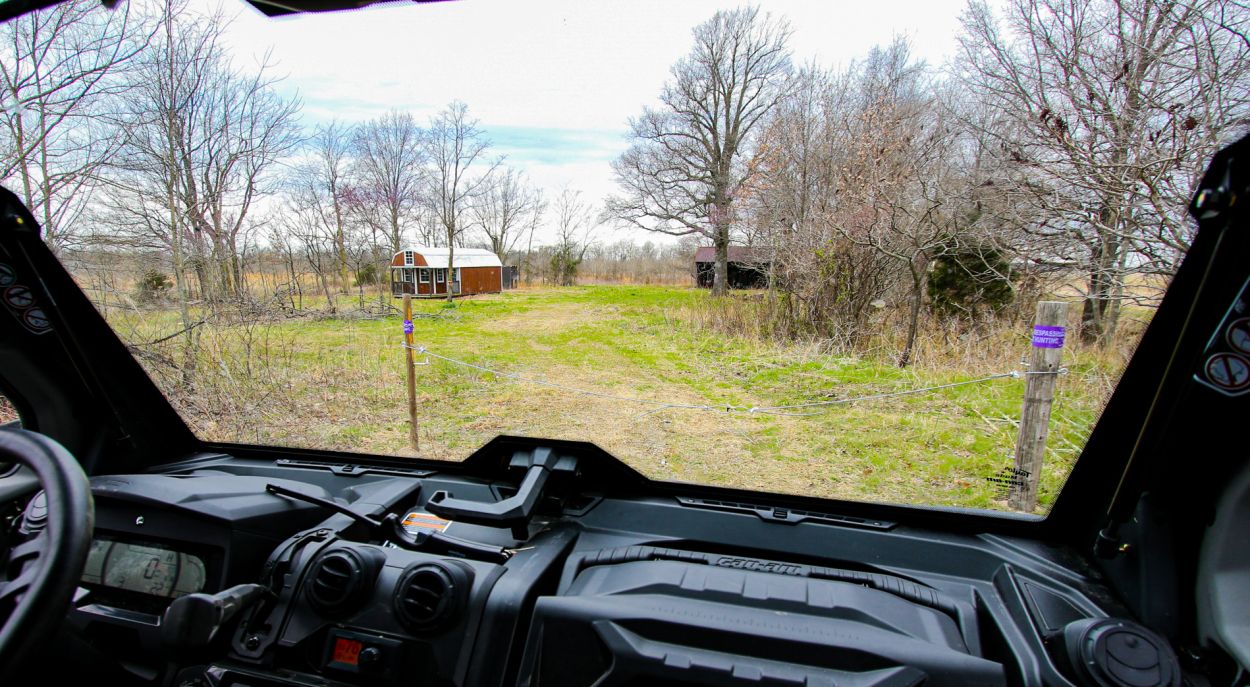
xmin=6 ymin=0 xmax=1248 ymax=514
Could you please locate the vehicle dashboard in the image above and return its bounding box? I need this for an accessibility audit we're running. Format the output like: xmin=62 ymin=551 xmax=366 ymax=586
xmin=6 ymin=436 xmax=1177 ymax=687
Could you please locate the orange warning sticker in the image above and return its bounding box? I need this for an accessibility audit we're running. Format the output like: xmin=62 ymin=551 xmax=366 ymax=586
xmin=401 ymin=511 xmax=452 ymax=533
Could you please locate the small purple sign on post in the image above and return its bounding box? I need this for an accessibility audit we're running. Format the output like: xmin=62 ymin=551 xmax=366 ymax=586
xmin=403 ymin=319 xmax=414 ymax=335
xmin=1032 ymin=325 xmax=1065 ymax=349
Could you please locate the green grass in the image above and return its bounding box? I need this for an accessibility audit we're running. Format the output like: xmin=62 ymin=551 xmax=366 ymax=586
xmin=101 ymin=285 xmax=1122 ymax=513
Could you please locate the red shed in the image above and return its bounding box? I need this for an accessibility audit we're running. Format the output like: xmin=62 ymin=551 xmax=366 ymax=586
xmin=390 ymin=247 xmax=504 ymax=298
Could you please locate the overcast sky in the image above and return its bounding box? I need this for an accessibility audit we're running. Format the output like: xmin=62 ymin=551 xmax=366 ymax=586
xmin=201 ymin=0 xmax=983 ymax=244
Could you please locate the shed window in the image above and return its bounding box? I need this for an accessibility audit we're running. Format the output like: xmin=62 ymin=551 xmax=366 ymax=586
xmin=400 ymin=269 xmax=413 ymax=284
xmin=403 ymin=251 xmax=414 ymax=266
xmin=418 ymin=269 xmax=430 ymax=284
xmin=435 ymin=269 xmax=446 ymax=284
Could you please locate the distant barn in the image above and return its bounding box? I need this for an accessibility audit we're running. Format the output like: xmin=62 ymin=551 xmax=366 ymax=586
xmin=694 ymin=246 xmax=771 ymax=289
xmin=390 ymin=247 xmax=503 ymax=298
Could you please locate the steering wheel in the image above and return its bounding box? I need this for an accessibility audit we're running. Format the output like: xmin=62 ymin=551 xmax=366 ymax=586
xmin=0 ymin=429 xmax=93 ymax=679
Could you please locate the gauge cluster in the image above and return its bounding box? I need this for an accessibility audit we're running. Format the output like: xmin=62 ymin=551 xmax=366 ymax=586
xmin=81 ymin=537 xmax=208 ymax=599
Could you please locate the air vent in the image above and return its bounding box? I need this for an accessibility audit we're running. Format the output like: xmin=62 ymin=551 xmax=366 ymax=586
xmin=305 ymin=548 xmax=379 ymax=615
xmin=394 ymin=563 xmax=467 ymax=631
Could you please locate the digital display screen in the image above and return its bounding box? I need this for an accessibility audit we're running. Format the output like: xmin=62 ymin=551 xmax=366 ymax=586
xmin=80 ymin=538 xmax=208 ymax=598
xmin=332 ymin=637 xmax=362 ymax=666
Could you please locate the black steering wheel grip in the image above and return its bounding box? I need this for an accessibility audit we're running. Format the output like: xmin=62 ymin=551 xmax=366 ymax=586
xmin=0 ymin=429 xmax=93 ymax=679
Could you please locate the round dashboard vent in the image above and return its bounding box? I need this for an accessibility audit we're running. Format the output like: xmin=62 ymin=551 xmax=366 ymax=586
xmin=394 ymin=562 xmax=467 ymax=631
xmin=306 ymin=548 xmax=378 ymax=615
xmin=1060 ymin=618 xmax=1180 ymax=687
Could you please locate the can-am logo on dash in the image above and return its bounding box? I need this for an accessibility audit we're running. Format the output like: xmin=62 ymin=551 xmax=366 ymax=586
xmin=714 ymin=557 xmax=803 ymax=576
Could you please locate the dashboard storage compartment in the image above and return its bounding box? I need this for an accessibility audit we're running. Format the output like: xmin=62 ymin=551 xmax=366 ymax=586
xmin=517 ymin=558 xmax=1006 ymax=686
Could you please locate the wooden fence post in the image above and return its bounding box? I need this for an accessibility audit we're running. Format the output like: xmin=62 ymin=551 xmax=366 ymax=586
xmin=1009 ymin=300 xmax=1069 ymax=512
xmin=403 ymin=294 xmax=419 ymax=453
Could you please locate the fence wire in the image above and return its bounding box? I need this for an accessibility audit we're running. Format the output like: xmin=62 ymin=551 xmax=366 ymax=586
xmin=403 ymin=343 xmax=1067 ymax=418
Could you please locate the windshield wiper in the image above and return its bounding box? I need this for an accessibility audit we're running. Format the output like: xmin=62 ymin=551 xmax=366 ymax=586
xmin=264 ymin=483 xmax=510 ymax=563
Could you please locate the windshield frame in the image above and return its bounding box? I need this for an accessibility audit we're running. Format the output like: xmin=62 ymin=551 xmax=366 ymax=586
xmin=0 ymin=0 xmax=1236 ymax=545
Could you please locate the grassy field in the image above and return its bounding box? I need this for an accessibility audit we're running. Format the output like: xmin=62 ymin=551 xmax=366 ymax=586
xmin=105 ymin=285 xmax=1128 ymax=513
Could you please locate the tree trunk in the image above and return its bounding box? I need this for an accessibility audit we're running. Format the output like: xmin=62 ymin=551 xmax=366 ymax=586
xmin=1103 ymin=248 xmax=1131 ymax=345
xmin=318 ymin=270 xmax=335 ymax=314
xmin=333 ymin=196 xmax=350 ymax=293
xmin=525 ymin=226 xmax=536 ymax=286
xmin=1080 ymin=229 xmax=1121 ymax=346
xmin=712 ymin=223 xmax=729 ymax=297
xmin=37 ymin=104 xmax=56 ymax=250
xmin=230 ymin=236 xmax=244 ymax=298
xmin=390 ymin=210 xmax=402 ymax=255
xmin=446 ymin=229 xmax=456 ymax=303
xmin=163 ymin=42 xmax=198 ymax=388
xmin=899 ymin=265 xmax=925 ymax=368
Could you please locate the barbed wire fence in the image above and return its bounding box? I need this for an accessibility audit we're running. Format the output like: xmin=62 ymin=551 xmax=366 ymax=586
xmin=402 ymin=343 xmax=1067 ymax=418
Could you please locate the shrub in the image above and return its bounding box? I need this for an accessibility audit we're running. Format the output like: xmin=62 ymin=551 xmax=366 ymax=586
xmin=927 ymin=245 xmax=1014 ymax=317
xmin=548 ymin=245 xmax=582 ymax=286
xmin=355 ymin=263 xmax=380 ymax=286
xmin=135 ymin=270 xmax=173 ymax=304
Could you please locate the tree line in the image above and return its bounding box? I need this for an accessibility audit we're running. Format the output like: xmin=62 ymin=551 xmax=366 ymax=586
xmin=3 ymin=0 xmax=1249 ymax=365
xmin=608 ymin=2 xmax=1250 ymax=361
xmin=0 ymin=0 xmax=604 ymax=319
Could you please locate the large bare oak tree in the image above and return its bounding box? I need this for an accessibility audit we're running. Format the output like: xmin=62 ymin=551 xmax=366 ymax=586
xmin=424 ymin=101 xmax=498 ymax=302
xmin=608 ymin=6 xmax=792 ymax=295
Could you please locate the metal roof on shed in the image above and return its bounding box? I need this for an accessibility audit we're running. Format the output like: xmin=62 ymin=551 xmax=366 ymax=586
xmin=394 ymin=247 xmax=503 ymax=269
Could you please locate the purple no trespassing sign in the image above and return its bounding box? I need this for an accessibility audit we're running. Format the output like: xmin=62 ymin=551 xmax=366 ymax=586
xmin=403 ymin=319 xmax=414 ymax=335
xmin=1032 ymin=325 xmax=1065 ymax=349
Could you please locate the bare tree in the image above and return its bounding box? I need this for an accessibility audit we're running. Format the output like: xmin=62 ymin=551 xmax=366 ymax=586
xmin=956 ymin=0 xmax=1250 ymax=343
xmin=471 ymin=166 xmax=544 ymax=264
xmin=548 ymin=188 xmax=597 ymax=286
xmin=831 ymin=42 xmax=965 ymax=367
xmin=189 ymin=49 xmax=300 ymax=299
xmin=103 ymin=0 xmax=298 ymax=306
xmin=607 ymin=6 xmax=792 ymax=295
xmin=424 ymin=101 xmax=499 ymax=302
xmin=0 ymin=0 xmax=147 ymax=253
xmin=746 ymin=65 xmax=902 ymax=348
xmin=412 ymin=205 xmax=443 ymax=246
xmin=351 ymin=110 xmax=424 ymax=257
xmin=280 ymin=200 xmax=338 ymax=313
xmin=266 ymin=218 xmax=303 ymax=310
xmin=290 ymin=120 xmax=354 ymax=291
xmin=97 ymin=0 xmax=216 ymax=363
xmin=94 ymin=0 xmax=299 ymax=381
